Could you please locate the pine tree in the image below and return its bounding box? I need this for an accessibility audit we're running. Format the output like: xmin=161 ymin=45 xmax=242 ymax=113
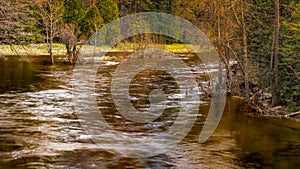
xmin=79 ymin=5 xmax=104 ymax=38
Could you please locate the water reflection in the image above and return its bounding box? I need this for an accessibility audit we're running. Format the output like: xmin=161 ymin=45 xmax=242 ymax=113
xmin=0 ymin=55 xmax=299 ymax=168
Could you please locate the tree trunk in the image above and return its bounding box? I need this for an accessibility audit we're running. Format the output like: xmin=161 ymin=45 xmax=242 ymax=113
xmin=272 ymin=0 xmax=280 ymax=106
xmin=46 ymin=27 xmax=54 ymax=65
xmin=66 ymin=44 xmax=75 ymax=65
xmin=240 ymin=0 xmax=250 ymax=100
xmin=50 ymin=40 xmax=54 ymax=65
xmin=65 ymin=43 xmax=80 ymax=65
xmin=72 ymin=45 xmax=77 ymax=64
xmin=61 ymin=24 xmax=80 ymax=65
xmin=50 ymin=21 xmax=54 ymax=65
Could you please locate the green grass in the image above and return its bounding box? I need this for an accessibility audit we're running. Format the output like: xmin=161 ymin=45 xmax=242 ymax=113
xmin=112 ymin=43 xmax=199 ymax=53
xmin=164 ymin=44 xmax=198 ymax=53
xmin=0 ymin=43 xmax=199 ymax=56
xmin=0 ymin=43 xmax=66 ymax=56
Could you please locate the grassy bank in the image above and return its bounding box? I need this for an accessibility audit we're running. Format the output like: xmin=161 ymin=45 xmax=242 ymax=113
xmin=0 ymin=44 xmax=66 ymax=56
xmin=0 ymin=43 xmax=199 ymax=56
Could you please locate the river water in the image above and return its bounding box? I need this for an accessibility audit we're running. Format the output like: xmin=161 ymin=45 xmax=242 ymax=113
xmin=0 ymin=55 xmax=299 ymax=169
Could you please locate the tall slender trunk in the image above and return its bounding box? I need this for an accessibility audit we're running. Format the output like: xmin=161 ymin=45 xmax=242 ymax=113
xmin=50 ymin=20 xmax=54 ymax=65
xmin=217 ymin=0 xmax=232 ymax=92
xmin=46 ymin=26 xmax=54 ymax=65
xmin=216 ymin=0 xmax=228 ymax=95
xmin=217 ymin=0 xmax=221 ymax=41
xmin=49 ymin=2 xmax=54 ymax=65
xmin=50 ymin=40 xmax=53 ymax=65
xmin=272 ymin=0 xmax=280 ymax=106
xmin=240 ymin=0 xmax=250 ymax=100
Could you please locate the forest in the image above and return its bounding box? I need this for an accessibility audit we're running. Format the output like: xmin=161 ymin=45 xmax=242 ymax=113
xmin=0 ymin=0 xmax=299 ymax=115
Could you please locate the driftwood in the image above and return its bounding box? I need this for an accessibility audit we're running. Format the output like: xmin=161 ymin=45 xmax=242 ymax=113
xmin=198 ymin=83 xmax=211 ymax=97
xmin=285 ymin=111 xmax=300 ymax=118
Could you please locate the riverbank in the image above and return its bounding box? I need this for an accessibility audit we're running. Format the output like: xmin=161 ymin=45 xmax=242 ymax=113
xmin=240 ymin=94 xmax=300 ymax=121
xmin=0 ymin=44 xmax=66 ymax=56
xmin=0 ymin=43 xmax=198 ymax=56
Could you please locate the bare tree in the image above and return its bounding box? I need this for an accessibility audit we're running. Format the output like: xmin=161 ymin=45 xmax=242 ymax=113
xmin=271 ymin=0 xmax=280 ymax=106
xmin=0 ymin=0 xmax=37 ymax=50
xmin=230 ymin=0 xmax=250 ymax=99
xmin=33 ymin=0 xmax=64 ymax=65
xmin=61 ymin=24 xmax=82 ymax=65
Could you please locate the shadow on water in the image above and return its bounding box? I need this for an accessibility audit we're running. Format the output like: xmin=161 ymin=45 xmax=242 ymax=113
xmin=0 ymin=56 xmax=74 ymax=94
xmin=0 ymin=54 xmax=299 ymax=168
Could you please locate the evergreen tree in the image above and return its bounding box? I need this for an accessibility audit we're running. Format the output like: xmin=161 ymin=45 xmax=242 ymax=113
xmin=63 ymin=0 xmax=85 ymax=24
xmin=95 ymin=0 xmax=119 ymax=45
xmin=95 ymin=0 xmax=118 ymax=24
xmin=278 ymin=0 xmax=300 ymax=110
xmin=79 ymin=5 xmax=104 ymax=38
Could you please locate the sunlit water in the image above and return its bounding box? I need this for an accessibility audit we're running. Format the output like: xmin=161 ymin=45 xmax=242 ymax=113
xmin=0 ymin=55 xmax=299 ymax=168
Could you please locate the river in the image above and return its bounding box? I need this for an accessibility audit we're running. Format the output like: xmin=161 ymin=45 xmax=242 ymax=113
xmin=0 ymin=55 xmax=299 ymax=168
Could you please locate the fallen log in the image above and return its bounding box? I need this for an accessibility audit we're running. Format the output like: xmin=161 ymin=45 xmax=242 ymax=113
xmin=285 ymin=111 xmax=300 ymax=118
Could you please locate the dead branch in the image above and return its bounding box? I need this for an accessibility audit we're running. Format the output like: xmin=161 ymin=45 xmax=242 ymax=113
xmin=285 ymin=111 xmax=300 ymax=118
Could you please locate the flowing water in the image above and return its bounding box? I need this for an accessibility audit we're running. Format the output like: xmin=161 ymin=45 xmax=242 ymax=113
xmin=0 ymin=55 xmax=299 ymax=169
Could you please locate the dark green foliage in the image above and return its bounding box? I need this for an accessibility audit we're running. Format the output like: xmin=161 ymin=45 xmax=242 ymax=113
xmin=63 ymin=0 xmax=85 ymax=24
xmin=95 ymin=0 xmax=118 ymax=24
xmin=117 ymin=0 xmax=180 ymax=44
xmin=92 ymin=0 xmax=119 ymax=44
xmin=279 ymin=0 xmax=300 ymax=110
xmin=246 ymin=0 xmax=300 ymax=110
xmin=246 ymin=0 xmax=274 ymax=89
xmin=79 ymin=5 xmax=104 ymax=37
xmin=118 ymin=0 xmax=174 ymax=14
xmin=118 ymin=0 xmax=155 ymax=15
